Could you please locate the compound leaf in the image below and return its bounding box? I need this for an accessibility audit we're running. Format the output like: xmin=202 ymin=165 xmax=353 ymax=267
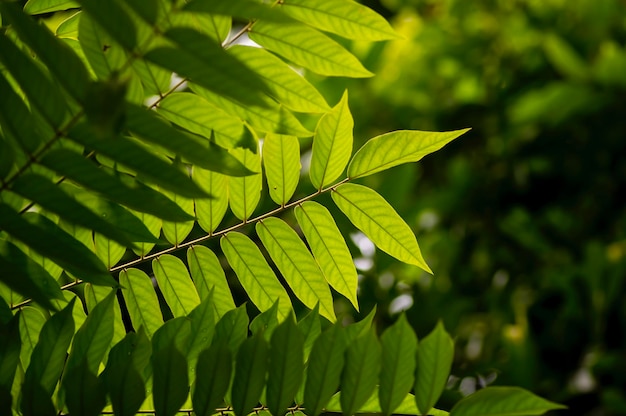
xmin=263 ymin=133 xmax=300 ymax=206
xmin=152 ymin=254 xmax=201 ymax=317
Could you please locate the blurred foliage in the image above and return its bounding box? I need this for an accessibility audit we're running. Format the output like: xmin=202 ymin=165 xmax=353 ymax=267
xmin=314 ymin=0 xmax=626 ymax=414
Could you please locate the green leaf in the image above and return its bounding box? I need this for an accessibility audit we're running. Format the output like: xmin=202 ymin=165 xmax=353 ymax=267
xmin=310 ymin=90 xmax=353 ymax=189
xmin=91 ymin=232 xmax=126 ymax=269
xmin=341 ymin=328 xmax=382 ymax=416
xmin=0 ymin=135 xmax=14 ymax=180
xmin=152 ymin=254 xmax=201 ymax=318
xmin=345 ymin=306 xmax=377 ymax=343
xmin=145 ymin=27 xmax=268 ymax=107
xmin=450 ymin=386 xmax=566 ymax=416
xmin=62 ymin=358 xmax=106 ymax=416
xmin=0 ymin=32 xmax=68 ymax=128
xmin=78 ymin=12 xmax=126 ymax=80
xmin=0 ymin=240 xmax=63 ymax=310
xmin=156 ymin=92 xmax=244 ymax=150
xmin=415 ymin=321 xmax=454 ymax=414
xmin=1 ymin=2 xmax=90 ymax=103
xmin=24 ymin=0 xmax=79 ymax=14
xmin=0 ymin=206 xmax=115 ymax=286
xmin=170 ymin=10 xmax=231 ymax=43
xmin=231 ymin=332 xmax=269 ymax=416
xmin=10 ymin=173 xmax=134 ymax=247
xmin=280 ymin=0 xmax=399 ymax=41
xmin=186 ymin=295 xmax=216 ymax=374
xmin=151 ymin=318 xmax=191 ymax=416
xmin=161 ymin=191 xmax=195 ymax=245
xmin=332 ymin=183 xmax=432 ymax=273
xmin=213 ymin=304 xmax=249 ymax=355
xmin=119 ymin=268 xmax=164 ymax=337
xmin=77 ymin=0 xmax=137 ymax=51
xmin=56 ymin=11 xmax=80 ymax=38
xmin=304 ymin=324 xmax=347 ymax=416
xmin=129 ymin=210 xmax=162 ymax=256
xmin=125 ymin=0 xmax=159 ymax=25
xmin=187 ymin=245 xmax=236 ymax=319
xmin=298 ymin=304 xmax=322 ymax=362
xmin=325 ymin=390 xmax=449 ymax=415
xmin=18 ymin=306 xmax=46 ymax=377
xmin=127 ymin=103 xmax=253 ymax=176
xmin=0 ymin=315 xmax=20 ymax=397
xmin=229 ymin=148 xmax=262 ymax=221
xmin=348 ymin=129 xmax=470 ymax=179
xmin=257 ymin=218 xmax=336 ymax=321
xmin=229 ymin=45 xmax=331 ymax=113
xmin=84 ymin=284 xmax=125 ymax=346
xmin=183 ymin=0 xmax=290 ymax=22
xmin=295 ymin=201 xmax=358 ymax=309
xmin=39 ymin=148 xmax=194 ymax=221
xmin=101 ymin=331 xmax=151 ymax=416
xmin=267 ymin=315 xmax=305 ymax=416
xmin=250 ymin=300 xmax=280 ymax=341
xmin=193 ymin=168 xmax=229 ymax=234
xmin=221 ymin=232 xmax=292 ymax=320
xmin=263 ymin=133 xmax=301 ymax=206
xmin=249 ymin=21 xmax=373 ymax=78
xmin=131 ymin=59 xmax=170 ymax=97
xmin=192 ymin=342 xmax=232 ymax=416
xmin=66 ymin=123 xmax=210 ymax=199
xmin=65 ymin=291 xmax=115 ymax=374
xmin=379 ymin=314 xmax=418 ymax=416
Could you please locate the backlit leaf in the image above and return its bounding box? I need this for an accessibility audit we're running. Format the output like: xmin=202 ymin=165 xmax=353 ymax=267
xmin=256 ymin=218 xmax=335 ymax=321
xmin=229 ymin=148 xmax=262 ymax=221
xmin=229 ymin=45 xmax=330 ymax=113
xmin=193 ymin=342 xmax=232 ymax=416
xmin=77 ymin=0 xmax=137 ymax=51
xmin=152 ymin=254 xmax=201 ymax=317
xmin=415 ymin=321 xmax=454 ymax=414
xmin=18 ymin=307 xmax=46 ymax=372
xmin=193 ymin=168 xmax=229 ymax=234
xmin=119 ymin=268 xmax=163 ymax=337
xmin=129 ymin=210 xmax=162 ymax=256
xmin=379 ymin=314 xmax=417 ymax=416
xmin=295 ymin=201 xmax=358 ymax=309
xmin=94 ymin=234 xmax=126 ymax=269
xmin=263 ymin=133 xmax=301 ymax=206
xmin=280 ymin=0 xmax=399 ymax=41
xmin=297 ymin=304 xmax=321 ymax=362
xmin=213 ymin=304 xmax=248 ymax=354
xmin=78 ymin=11 xmax=126 ymax=80
xmin=348 ymin=129 xmax=470 ymax=179
xmin=450 ymin=387 xmax=566 ymax=416
xmin=332 ymin=183 xmax=432 ymax=273
xmin=341 ymin=328 xmax=382 ymax=416
xmin=310 ymin=90 xmax=353 ymax=189
xmin=24 ymin=0 xmax=79 ymax=14
xmin=187 ymin=245 xmax=236 ymax=319
xmin=231 ymin=333 xmax=269 ymax=416
xmin=221 ymin=232 xmax=292 ymax=320
xmin=161 ymin=191 xmax=195 ymax=245
xmin=170 ymin=11 xmax=231 ymax=43
xmin=249 ymin=21 xmax=373 ymax=78
xmin=84 ymin=285 xmax=125 ymax=346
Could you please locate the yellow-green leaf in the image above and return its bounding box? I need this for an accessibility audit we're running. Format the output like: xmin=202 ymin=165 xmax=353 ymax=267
xmin=161 ymin=191 xmax=195 ymax=246
xmin=450 ymin=387 xmax=566 ymax=416
xmin=263 ymin=133 xmax=300 ymax=206
xmin=332 ymin=184 xmax=431 ymax=273
xmin=310 ymin=90 xmax=353 ymax=189
xmin=193 ymin=168 xmax=228 ymax=234
xmin=348 ymin=129 xmax=470 ymax=179
xmin=220 ymin=232 xmax=292 ymax=320
xmin=152 ymin=254 xmax=201 ymax=317
xmin=295 ymin=201 xmax=358 ymax=310
xmin=256 ymin=218 xmax=335 ymax=322
xmin=229 ymin=148 xmax=262 ymax=221
xmin=249 ymin=21 xmax=373 ymax=78
xmin=119 ymin=268 xmax=163 ymax=337
xmin=280 ymin=0 xmax=399 ymax=41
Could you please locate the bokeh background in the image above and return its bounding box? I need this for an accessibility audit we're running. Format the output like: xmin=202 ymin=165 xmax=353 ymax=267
xmin=309 ymin=0 xmax=626 ymax=414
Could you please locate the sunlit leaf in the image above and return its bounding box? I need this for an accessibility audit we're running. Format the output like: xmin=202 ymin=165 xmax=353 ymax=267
xmin=129 ymin=210 xmax=161 ymax=257
xmin=94 ymin=234 xmax=126 ymax=269
xmin=193 ymin=342 xmax=232 ymax=416
xmin=170 ymin=11 xmax=230 ymax=43
xmin=119 ymin=268 xmax=163 ymax=337
xmin=379 ymin=314 xmax=417 ymax=416
xmin=231 ymin=333 xmax=268 ymax=416
xmin=280 ymin=0 xmax=400 ymax=41
xmin=415 ymin=321 xmax=454 ymax=414
xmin=24 ymin=0 xmax=79 ymax=14
xmin=229 ymin=45 xmax=330 ymax=113
xmin=256 ymin=218 xmax=335 ymax=321
xmin=341 ymin=328 xmax=382 ymax=416
xmin=152 ymin=254 xmax=201 ymax=317
xmin=332 ymin=183 xmax=432 ymax=273
xmin=263 ymin=133 xmax=300 ymax=206
xmin=229 ymin=148 xmax=262 ymax=221
xmin=193 ymin=168 xmax=229 ymax=234
xmin=304 ymin=324 xmax=346 ymax=416
xmin=161 ymin=191 xmax=195 ymax=245
xmin=267 ymin=315 xmax=304 ymax=416
xmin=348 ymin=129 xmax=470 ymax=179
xmin=221 ymin=232 xmax=292 ymax=320
xmin=450 ymin=387 xmax=567 ymax=416
xmin=249 ymin=22 xmax=373 ymax=78
xmin=187 ymin=245 xmax=235 ymax=319
xmin=310 ymin=90 xmax=353 ymax=189
xmin=295 ymin=201 xmax=358 ymax=309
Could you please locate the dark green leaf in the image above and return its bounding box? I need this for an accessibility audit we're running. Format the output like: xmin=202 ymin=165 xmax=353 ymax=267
xmin=126 ymin=103 xmax=254 ymax=176
xmin=231 ymin=332 xmax=269 ymax=416
xmin=340 ymin=328 xmax=382 ymax=416
xmin=39 ymin=148 xmax=194 ymax=221
xmin=1 ymin=2 xmax=90 ymax=102
xmin=450 ymin=387 xmax=566 ymax=416
xmin=152 ymin=345 xmax=189 ymax=416
xmin=250 ymin=300 xmax=280 ymax=341
xmin=415 ymin=321 xmax=454 ymax=414
xmin=125 ymin=0 xmax=158 ymax=25
xmin=213 ymin=304 xmax=249 ymax=355
xmin=77 ymin=0 xmax=137 ymax=50
xmin=84 ymin=285 xmax=125 ymax=346
xmin=304 ymin=324 xmax=347 ymax=416
xmin=0 ymin=315 xmax=20 ymax=396
xmin=63 ymin=358 xmax=106 ymax=416
xmin=0 ymin=240 xmax=63 ymax=310
xmin=192 ymin=341 xmax=232 ymax=416
xmin=267 ymin=315 xmax=304 ymax=416
xmin=297 ymin=304 xmax=321 ymax=362
xmin=0 ymin=206 xmax=115 ymax=286
xmin=183 ymin=0 xmax=290 ymax=22
xmin=187 ymin=295 xmax=216 ymax=374
xmin=345 ymin=305 xmax=377 ymax=343
xmin=0 ymin=135 xmax=14 ymax=179
xmin=379 ymin=314 xmax=417 ymax=416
